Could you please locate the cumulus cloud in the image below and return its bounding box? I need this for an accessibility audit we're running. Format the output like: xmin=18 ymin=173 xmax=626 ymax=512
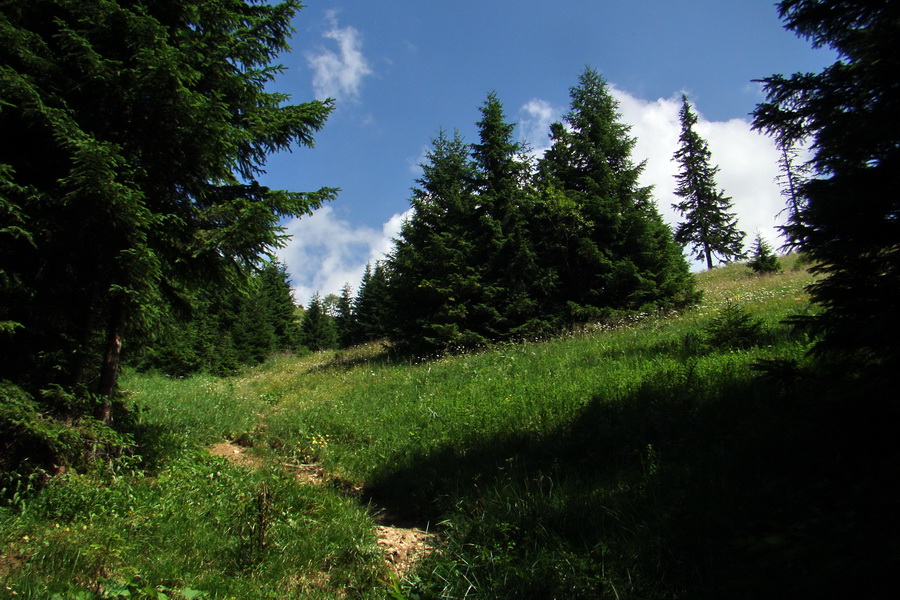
xmin=276 ymin=206 xmax=409 ymax=302
xmin=407 ymin=144 xmax=430 ymax=176
xmin=610 ymin=87 xmax=785 ymax=260
xmin=306 ymin=11 xmax=373 ymax=102
xmin=518 ymin=99 xmax=563 ymax=158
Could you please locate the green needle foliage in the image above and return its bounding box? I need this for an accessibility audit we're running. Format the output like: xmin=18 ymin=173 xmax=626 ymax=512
xmin=672 ymin=95 xmax=745 ymax=269
xmin=0 ymin=0 xmax=333 ymax=486
xmin=387 ymin=130 xmax=488 ymax=352
xmin=386 ymin=69 xmax=697 ymax=354
xmin=747 ymin=233 xmax=782 ymax=275
xmin=753 ymin=0 xmax=900 ymax=373
xmin=539 ymin=69 xmax=698 ymax=318
xmin=300 ymin=293 xmax=338 ymax=352
xmin=0 ymin=0 xmax=334 ymax=408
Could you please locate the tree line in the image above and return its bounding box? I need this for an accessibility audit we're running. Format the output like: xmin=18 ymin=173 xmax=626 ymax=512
xmin=297 ymin=73 xmax=750 ymax=355
xmin=138 ymin=69 xmax=755 ymax=365
xmin=134 ymin=70 xmax=795 ymax=362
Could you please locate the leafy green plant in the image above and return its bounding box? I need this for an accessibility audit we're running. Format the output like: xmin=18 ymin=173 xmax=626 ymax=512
xmin=47 ymin=577 xmax=208 ymax=600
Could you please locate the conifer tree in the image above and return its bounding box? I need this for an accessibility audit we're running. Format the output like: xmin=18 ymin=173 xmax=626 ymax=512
xmin=300 ymin=293 xmax=338 ymax=352
xmin=130 ymin=261 xmax=300 ymax=375
xmin=775 ymin=136 xmax=811 ymax=226
xmin=672 ymin=95 xmax=745 ymax=269
xmin=0 ymin=0 xmax=334 ymax=420
xmin=334 ymin=283 xmax=356 ymax=347
xmin=232 ymin=285 xmax=277 ymax=364
xmin=386 ymin=132 xmax=486 ymax=352
xmin=257 ymin=260 xmax=302 ymax=351
xmin=753 ymin=0 xmax=900 ymax=370
xmin=539 ymin=68 xmax=697 ymax=319
xmin=470 ymin=93 xmax=547 ymax=339
xmin=747 ymin=233 xmax=782 ymax=275
xmin=354 ymin=262 xmax=391 ymax=343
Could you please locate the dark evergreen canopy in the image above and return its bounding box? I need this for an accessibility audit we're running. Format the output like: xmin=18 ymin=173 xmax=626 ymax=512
xmin=471 ymin=94 xmax=547 ymax=340
xmin=672 ymin=95 xmax=745 ymax=269
xmin=539 ymin=69 xmax=697 ymax=318
xmin=300 ymin=293 xmax=338 ymax=352
xmin=747 ymin=234 xmax=782 ymax=275
xmin=753 ymin=0 xmax=900 ymax=370
xmin=0 ymin=0 xmax=333 ymax=413
xmin=386 ymin=130 xmax=486 ymax=352
xmin=385 ymin=72 xmax=696 ymax=354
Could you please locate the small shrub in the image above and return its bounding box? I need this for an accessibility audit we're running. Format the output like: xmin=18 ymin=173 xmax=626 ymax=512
xmin=747 ymin=233 xmax=781 ymax=275
xmin=704 ymin=302 xmax=765 ymax=349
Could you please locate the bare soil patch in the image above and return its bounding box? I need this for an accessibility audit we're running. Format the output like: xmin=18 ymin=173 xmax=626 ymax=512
xmin=206 ymin=440 xmax=436 ymax=576
xmin=0 ymin=551 xmax=26 ymax=578
xmin=375 ymin=523 xmax=435 ymax=577
xmin=281 ymin=462 xmax=329 ymax=485
xmin=208 ymin=440 xmax=264 ymax=468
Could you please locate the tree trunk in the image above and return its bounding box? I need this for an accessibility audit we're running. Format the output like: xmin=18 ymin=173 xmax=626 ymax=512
xmin=96 ymin=297 xmax=127 ymax=424
xmin=704 ymin=245 xmax=714 ymax=270
xmin=71 ymin=284 xmax=103 ymax=388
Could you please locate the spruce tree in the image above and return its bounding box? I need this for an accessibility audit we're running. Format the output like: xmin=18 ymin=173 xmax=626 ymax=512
xmin=300 ymin=293 xmax=338 ymax=352
xmin=753 ymin=0 xmax=900 ymax=370
xmin=470 ymin=93 xmax=547 ymax=340
xmin=672 ymin=95 xmax=745 ymax=269
xmin=258 ymin=260 xmax=302 ymax=352
xmin=775 ymin=136 xmax=811 ymax=225
xmin=232 ymin=284 xmax=277 ymax=364
xmin=0 ymin=0 xmax=334 ymax=421
xmin=334 ymin=283 xmax=356 ymax=347
xmin=539 ymin=68 xmax=697 ymax=319
xmin=747 ymin=233 xmax=782 ymax=275
xmin=354 ymin=262 xmax=390 ymax=343
xmin=386 ymin=132 xmax=486 ymax=352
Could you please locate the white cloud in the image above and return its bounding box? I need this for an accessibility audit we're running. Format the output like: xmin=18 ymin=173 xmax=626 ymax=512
xmin=610 ymin=87 xmax=786 ymax=263
xmin=407 ymin=144 xmax=430 ymax=176
xmin=518 ymin=99 xmax=562 ymax=158
xmin=276 ymin=206 xmax=409 ymax=303
xmin=306 ymin=11 xmax=373 ymax=102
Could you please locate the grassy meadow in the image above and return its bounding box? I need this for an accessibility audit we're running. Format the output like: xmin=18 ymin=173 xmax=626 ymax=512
xmin=2 ymin=255 xmax=897 ymax=599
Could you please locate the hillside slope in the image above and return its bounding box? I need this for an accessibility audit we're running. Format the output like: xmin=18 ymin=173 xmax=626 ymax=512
xmin=3 ymin=256 xmax=897 ymax=599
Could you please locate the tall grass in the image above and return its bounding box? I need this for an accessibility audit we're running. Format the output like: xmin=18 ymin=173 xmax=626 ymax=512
xmin=4 ymin=256 xmax=896 ymax=599
xmin=1 ymin=456 xmax=384 ymax=599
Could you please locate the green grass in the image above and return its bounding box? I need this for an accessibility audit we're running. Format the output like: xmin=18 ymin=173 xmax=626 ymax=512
xmin=3 ymin=255 xmax=897 ymax=599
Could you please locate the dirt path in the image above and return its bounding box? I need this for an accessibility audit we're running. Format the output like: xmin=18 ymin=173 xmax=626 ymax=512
xmin=208 ymin=440 xmax=435 ymax=578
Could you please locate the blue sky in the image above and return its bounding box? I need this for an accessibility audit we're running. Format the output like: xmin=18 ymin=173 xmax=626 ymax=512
xmin=260 ymin=0 xmax=835 ymax=303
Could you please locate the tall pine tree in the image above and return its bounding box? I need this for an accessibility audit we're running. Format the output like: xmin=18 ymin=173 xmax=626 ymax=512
xmin=355 ymin=262 xmax=391 ymax=343
xmin=257 ymin=259 xmax=302 ymax=352
xmin=300 ymin=293 xmax=338 ymax=352
xmin=333 ymin=283 xmax=357 ymax=347
xmin=539 ymin=68 xmax=697 ymax=319
xmin=753 ymin=0 xmax=900 ymax=371
xmin=386 ymin=132 xmax=484 ymax=352
xmin=672 ymin=95 xmax=745 ymax=269
xmin=470 ymin=93 xmax=548 ymax=340
xmin=0 ymin=0 xmax=334 ymax=421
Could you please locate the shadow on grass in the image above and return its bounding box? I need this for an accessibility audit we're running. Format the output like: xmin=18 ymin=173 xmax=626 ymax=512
xmin=364 ymin=364 xmax=899 ymax=599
